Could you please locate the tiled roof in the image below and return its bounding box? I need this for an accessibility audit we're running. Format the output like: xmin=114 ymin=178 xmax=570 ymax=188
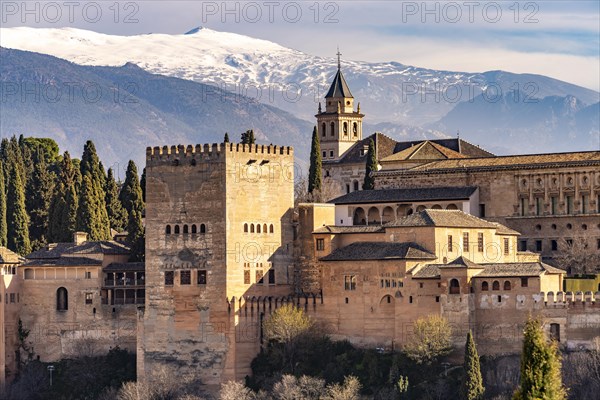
xmin=439 ymin=256 xmax=482 ymax=269
xmin=380 ymin=141 xmax=467 ymax=163
xmin=396 ymin=151 xmax=600 ymax=173
xmin=27 ymin=241 xmax=130 ymax=259
xmin=23 ymin=256 xmax=103 ymax=267
xmin=389 ymin=209 xmax=501 ymax=229
xmin=0 ymin=247 xmax=24 ymax=264
xmin=325 ymin=68 xmax=353 ymax=98
xmin=320 ymin=241 xmax=436 ymax=261
xmin=313 ymin=225 xmax=385 ymax=234
xmin=329 ymin=186 xmax=477 ymax=205
xmin=412 ymin=261 xmax=563 ymax=279
xmin=324 ymin=132 xmax=398 ymax=165
xmin=490 ymin=223 xmax=520 ymax=236
xmin=104 ymin=262 xmax=145 ymax=272
xmin=393 ymin=138 xmax=494 ymax=158
xmin=411 ymin=264 xmax=442 ymax=279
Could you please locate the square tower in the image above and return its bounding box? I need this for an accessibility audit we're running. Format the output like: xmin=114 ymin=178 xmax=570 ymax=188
xmin=140 ymin=142 xmax=294 ymax=387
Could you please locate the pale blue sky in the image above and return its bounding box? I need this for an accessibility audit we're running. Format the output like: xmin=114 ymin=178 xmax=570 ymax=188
xmin=2 ymin=0 xmax=599 ymax=90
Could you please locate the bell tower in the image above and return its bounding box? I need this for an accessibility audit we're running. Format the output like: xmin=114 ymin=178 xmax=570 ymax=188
xmin=316 ymin=50 xmax=364 ymax=161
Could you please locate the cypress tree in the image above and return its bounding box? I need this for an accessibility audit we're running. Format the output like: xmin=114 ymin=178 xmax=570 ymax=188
xmin=363 ymin=138 xmax=377 ymax=190
xmin=308 ymin=126 xmax=322 ymax=194
xmin=47 ymin=152 xmax=78 ymax=243
xmin=461 ymin=330 xmax=484 ymax=400
xmin=6 ymin=163 xmax=31 ymax=255
xmin=0 ymin=160 xmax=7 ymax=247
xmin=25 ymin=148 xmax=55 ymax=249
xmin=241 ymin=129 xmax=256 ymax=144
xmin=76 ymin=173 xmax=112 ymax=241
xmin=80 ymin=140 xmax=104 ymax=183
xmin=127 ymin=209 xmax=145 ymax=262
xmin=105 ymin=168 xmax=128 ymax=232
xmin=119 ymin=160 xmax=144 ymax=219
xmin=140 ymin=168 xmax=146 ymax=203
xmin=513 ymin=318 xmax=566 ymax=400
xmin=224 ymin=132 xmax=230 ymax=142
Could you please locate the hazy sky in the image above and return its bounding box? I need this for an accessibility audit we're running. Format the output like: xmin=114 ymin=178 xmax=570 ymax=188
xmin=2 ymin=1 xmax=599 ymax=91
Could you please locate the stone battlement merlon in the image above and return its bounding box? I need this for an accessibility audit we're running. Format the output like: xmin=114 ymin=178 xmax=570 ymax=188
xmin=536 ymin=290 xmax=600 ymax=306
xmin=146 ymin=142 xmax=293 ymax=160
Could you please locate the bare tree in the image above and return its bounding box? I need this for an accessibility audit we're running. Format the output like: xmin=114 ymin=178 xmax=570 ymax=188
xmin=116 ymin=364 xmax=205 ymax=400
xmin=403 ymin=315 xmax=452 ymax=365
xmin=322 ymin=376 xmax=362 ymax=400
xmin=295 ymin=177 xmax=341 ymax=206
xmin=554 ymin=237 xmax=600 ymax=275
xmin=271 ymin=375 xmax=326 ymax=400
xmin=220 ymin=381 xmax=255 ymax=400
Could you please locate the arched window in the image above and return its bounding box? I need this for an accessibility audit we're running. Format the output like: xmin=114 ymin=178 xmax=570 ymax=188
xmin=200 ymin=224 xmax=206 ymax=234
xmin=244 ymin=223 xmax=248 ymax=233
xmin=257 ymin=224 xmax=261 ymax=233
xmin=57 ymin=287 xmax=68 ymax=311
xmin=269 ymin=224 xmax=274 ymax=233
xmin=321 ymin=123 xmax=326 ymax=137
xmin=353 ymin=207 xmax=366 ymax=225
xmin=353 ymin=181 xmax=359 ymax=191
xmin=343 ymin=122 xmax=348 ymax=135
xmin=492 ymin=281 xmax=500 ymax=290
xmin=446 ymin=203 xmax=458 ymax=210
xmin=504 ymin=281 xmax=511 ymax=290
xmin=174 ymin=225 xmax=180 ymax=234
xmin=191 ymin=224 xmax=197 ymax=234
xmin=330 ymin=122 xmax=335 ymax=136
xmin=250 ymin=224 xmax=255 ymax=233
xmin=166 ymin=225 xmax=171 ymax=235
xmin=353 ymin=122 xmax=357 ymax=136
xmin=481 ymin=281 xmax=489 ymax=291
xmin=183 ymin=225 xmax=189 ymax=234
xmin=449 ymin=279 xmax=460 ymax=294
xmin=367 ymin=207 xmax=380 ymax=225
xmin=263 ymin=224 xmax=268 ymax=234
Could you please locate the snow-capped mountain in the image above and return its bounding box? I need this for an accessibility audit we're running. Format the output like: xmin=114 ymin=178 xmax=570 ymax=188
xmin=1 ymin=26 xmax=598 ymax=155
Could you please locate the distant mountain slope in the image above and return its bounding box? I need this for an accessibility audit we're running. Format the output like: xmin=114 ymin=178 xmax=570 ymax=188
xmin=1 ymin=26 xmax=598 ymax=154
xmin=0 ymin=48 xmax=313 ymax=172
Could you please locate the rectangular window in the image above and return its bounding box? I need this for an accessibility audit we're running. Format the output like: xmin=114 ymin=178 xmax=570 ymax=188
xmin=566 ymin=239 xmax=573 ymax=247
xmin=256 ymin=270 xmax=264 ymax=284
xmin=322 ymin=151 xmax=326 ymax=158
xmin=535 ymin=240 xmax=542 ymax=252
xmin=521 ymin=277 xmax=529 ymax=287
xmin=180 ymin=270 xmax=191 ymax=285
xmin=566 ymin=195 xmax=573 ymax=214
xmin=535 ymin=197 xmax=542 ymax=216
xmin=10 ymin=293 xmax=15 ymax=303
xmin=520 ymin=198 xmax=528 ymax=216
xmin=197 ymin=270 xmax=207 ymax=285
xmin=316 ymin=238 xmax=325 ymax=251
xmin=85 ymin=293 xmax=93 ymax=305
xmin=581 ymin=195 xmax=588 ymax=213
xmin=518 ymin=240 xmax=527 ymax=251
xmin=479 ymin=204 xmax=486 ymax=217
xmin=448 ymin=235 xmax=453 ymax=252
xmin=463 ymin=232 xmax=469 ymax=252
xmin=244 ymin=270 xmax=250 ymax=285
xmin=85 ymin=271 xmax=91 ymax=279
xmin=419 ymin=282 xmax=423 ymax=288
xmin=436 ymin=296 xmax=440 ymax=303
xmin=268 ymin=269 xmax=275 ymax=285
xmin=477 ymin=233 xmax=484 ymax=252
xmin=551 ymin=196 xmax=558 ymax=215
xmin=551 ymin=240 xmax=558 ymax=251
xmin=164 ymin=271 xmax=174 ymax=286
xmin=597 ymin=239 xmax=600 ymax=250
xmin=344 ymin=275 xmax=356 ymax=291
xmin=329 ymin=150 xmax=334 ymax=158
xmin=504 ymin=238 xmax=510 ymax=255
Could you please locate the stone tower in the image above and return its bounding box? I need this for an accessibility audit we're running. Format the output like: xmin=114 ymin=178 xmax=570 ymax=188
xmin=316 ymin=51 xmax=364 ymax=161
xmin=139 ymin=142 xmax=295 ymax=389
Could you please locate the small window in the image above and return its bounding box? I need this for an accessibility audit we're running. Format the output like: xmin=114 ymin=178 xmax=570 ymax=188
xmin=322 ymin=151 xmax=327 ymax=158
xmin=519 ymin=240 xmax=527 ymax=251
xmin=200 ymin=224 xmax=206 ymax=234
xmin=550 ymin=323 xmax=560 ymax=342
xmin=344 ymin=275 xmax=357 ymax=291
xmin=85 ymin=293 xmax=93 ymax=305
xmin=191 ymin=224 xmax=197 ymax=234
xmin=419 ymin=282 xmax=423 ymax=289
xmin=250 ymin=224 xmax=255 ymax=233
xmin=481 ymin=281 xmax=489 ymax=291
xmin=269 ymin=224 xmax=274 ymax=234
xmin=449 ymin=279 xmax=460 ymax=295
xmin=164 ymin=271 xmax=174 ymax=286
xmin=477 ymin=233 xmax=484 ymax=252
xmin=551 ymin=240 xmax=558 ymax=251
xmin=345 ymin=297 xmax=349 ymax=304
xmin=329 ymin=150 xmax=334 ymax=158
xmin=174 ymin=225 xmax=180 ymax=234
xmin=263 ymin=224 xmax=268 ymax=234
xmin=492 ymin=281 xmax=500 ymax=291
xmin=56 ymin=287 xmax=68 ymax=311
xmin=497 ymin=295 xmax=502 ymax=303
xmin=535 ymin=240 xmax=542 ymax=251
xmin=316 ymin=238 xmax=325 ymax=251
xmin=10 ymin=293 xmax=15 ymax=303
xmin=463 ymin=232 xmax=469 ymax=252
xmin=166 ymin=225 xmax=171 ymax=235
xmin=521 ymin=277 xmax=528 ymax=288
xmin=244 ymin=270 xmax=250 ymax=285
xmin=85 ymin=271 xmax=91 ymax=279
xmin=257 ymin=224 xmax=261 ymax=233
xmin=244 ymin=223 xmax=248 ymax=233
xmin=183 ymin=225 xmax=189 ymax=234
xmin=180 ymin=270 xmax=191 ymax=285
xmin=479 ymin=204 xmax=486 ymax=217
xmin=198 ymin=270 xmax=207 ymax=285
xmin=256 ymin=270 xmax=264 ymax=284
xmin=268 ymin=269 xmax=275 ymax=285
xmin=448 ymin=235 xmax=453 ymax=252
xmin=504 ymin=281 xmax=511 ymax=290
xmin=504 ymin=238 xmax=510 ymax=255
xmin=409 ymin=296 xmax=413 ymax=304
xmin=435 ymin=296 xmax=440 ymax=303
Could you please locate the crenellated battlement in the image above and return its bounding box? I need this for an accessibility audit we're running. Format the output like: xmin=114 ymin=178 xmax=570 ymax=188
xmin=146 ymin=142 xmax=293 ymax=161
xmin=536 ymin=291 xmax=600 ymax=307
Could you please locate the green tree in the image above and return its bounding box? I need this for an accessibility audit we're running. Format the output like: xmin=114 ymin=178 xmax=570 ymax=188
xmin=6 ymin=163 xmax=31 ymax=255
xmin=105 ymin=168 xmax=128 ymax=232
xmin=308 ymin=126 xmax=322 ymax=194
xmin=224 ymin=132 xmax=230 ymax=143
xmin=22 ymin=137 xmax=60 ymax=163
xmin=513 ymin=318 xmax=567 ymax=400
xmin=241 ymin=129 xmax=256 ymax=145
xmin=25 ymin=148 xmax=55 ymax=249
xmin=80 ymin=140 xmax=104 ymax=183
xmin=77 ymin=173 xmax=112 ymax=241
xmin=362 ymin=138 xmax=377 ymax=190
xmin=0 ymin=160 xmax=7 ymax=247
xmin=140 ymin=167 xmax=146 ymax=203
xmin=127 ymin=209 xmax=144 ymax=262
xmin=403 ymin=315 xmax=452 ymax=364
xmin=119 ymin=160 xmax=144 ymax=219
xmin=461 ymin=330 xmax=484 ymax=400
xmin=48 ymin=152 xmax=78 ymax=243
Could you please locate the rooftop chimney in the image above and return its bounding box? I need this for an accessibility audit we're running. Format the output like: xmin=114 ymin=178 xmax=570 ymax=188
xmin=74 ymin=232 xmax=88 ymax=245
